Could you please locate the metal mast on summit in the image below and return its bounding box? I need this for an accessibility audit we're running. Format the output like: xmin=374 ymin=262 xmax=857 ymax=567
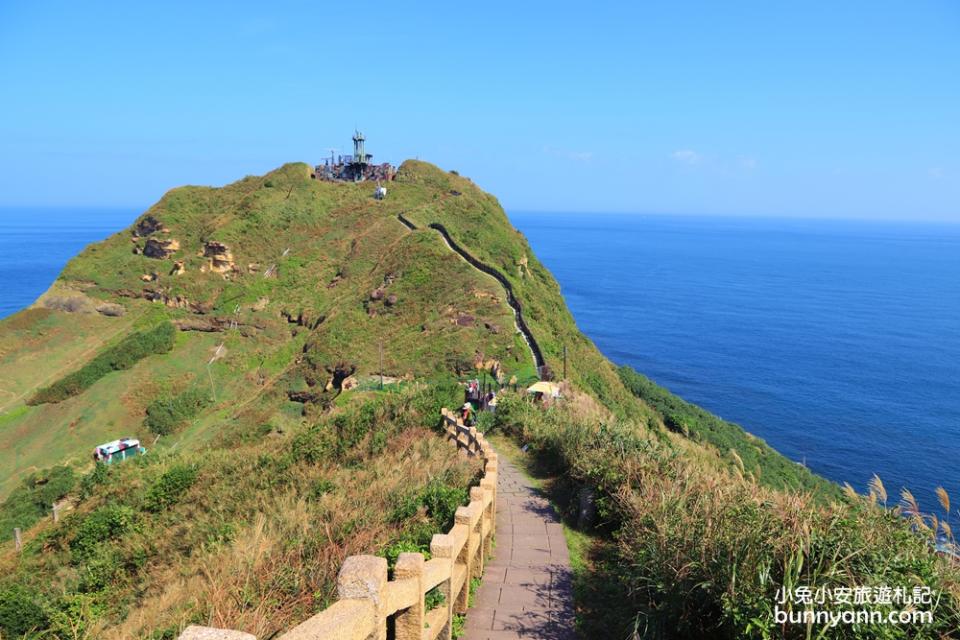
xmin=353 ymin=130 xmax=366 ymax=167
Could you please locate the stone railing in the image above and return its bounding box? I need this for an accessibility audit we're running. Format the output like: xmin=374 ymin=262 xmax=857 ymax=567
xmin=179 ymin=408 xmax=497 ymax=640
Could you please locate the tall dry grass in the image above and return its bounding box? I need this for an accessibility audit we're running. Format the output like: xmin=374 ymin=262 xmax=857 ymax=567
xmin=491 ymin=391 xmax=960 ymax=639
xmin=0 ymin=381 xmax=479 ymax=639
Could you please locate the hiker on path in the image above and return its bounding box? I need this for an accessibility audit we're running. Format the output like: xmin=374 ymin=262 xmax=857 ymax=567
xmin=486 ymin=391 xmax=498 ymax=414
xmin=461 ymin=402 xmax=474 ymax=425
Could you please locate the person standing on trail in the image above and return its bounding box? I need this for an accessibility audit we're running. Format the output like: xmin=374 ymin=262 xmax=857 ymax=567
xmin=462 ymin=402 xmax=474 ymax=425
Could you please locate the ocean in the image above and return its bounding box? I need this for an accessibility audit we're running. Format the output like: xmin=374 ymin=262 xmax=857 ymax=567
xmin=509 ymin=212 xmax=960 ymax=509
xmin=0 ymin=208 xmax=137 ymax=319
xmin=1 ymin=208 xmax=958 ymax=509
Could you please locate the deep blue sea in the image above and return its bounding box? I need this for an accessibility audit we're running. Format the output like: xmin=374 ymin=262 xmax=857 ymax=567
xmin=510 ymin=212 xmax=960 ymax=509
xmin=1 ymin=208 xmax=959 ymax=509
xmin=0 ymin=208 xmax=137 ymax=319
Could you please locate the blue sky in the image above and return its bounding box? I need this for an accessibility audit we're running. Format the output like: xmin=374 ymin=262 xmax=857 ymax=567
xmin=0 ymin=1 xmax=957 ymax=220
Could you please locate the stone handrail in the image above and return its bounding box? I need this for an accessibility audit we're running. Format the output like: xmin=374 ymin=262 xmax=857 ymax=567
xmin=180 ymin=408 xmax=497 ymax=640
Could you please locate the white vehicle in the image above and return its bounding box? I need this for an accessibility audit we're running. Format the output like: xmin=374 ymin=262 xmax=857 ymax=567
xmin=92 ymin=437 xmax=146 ymax=464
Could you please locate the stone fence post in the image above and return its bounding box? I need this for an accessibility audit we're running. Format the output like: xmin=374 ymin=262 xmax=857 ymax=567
xmin=337 ymin=555 xmax=388 ymax=640
xmin=394 ymin=552 xmax=425 ymax=640
xmin=430 ymin=533 xmax=455 ymax=640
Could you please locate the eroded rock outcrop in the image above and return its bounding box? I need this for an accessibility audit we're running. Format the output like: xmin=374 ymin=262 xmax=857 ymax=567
xmin=281 ymin=309 xmax=325 ymax=329
xmin=174 ymin=316 xmax=263 ymax=335
xmin=117 ymin=287 xmax=212 ymax=314
xmin=96 ymin=302 xmax=125 ymax=317
xmin=202 ymin=241 xmax=236 ymax=274
xmin=143 ymin=238 xmax=180 ymax=259
xmin=133 ymin=215 xmax=167 ymax=237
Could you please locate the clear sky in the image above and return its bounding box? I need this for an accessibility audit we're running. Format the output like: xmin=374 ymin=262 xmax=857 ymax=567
xmin=1 ymin=1 xmax=957 ymax=220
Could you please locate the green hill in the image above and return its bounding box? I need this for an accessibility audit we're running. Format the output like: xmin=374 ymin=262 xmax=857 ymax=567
xmin=0 ymin=160 xmax=957 ymax=639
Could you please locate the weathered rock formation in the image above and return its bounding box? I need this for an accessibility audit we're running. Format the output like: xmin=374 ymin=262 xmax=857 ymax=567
xmin=202 ymin=241 xmax=236 ymax=274
xmin=133 ymin=215 xmax=167 ymax=237
xmin=143 ymin=238 xmax=180 ymax=259
xmin=95 ymin=302 xmax=126 ymax=317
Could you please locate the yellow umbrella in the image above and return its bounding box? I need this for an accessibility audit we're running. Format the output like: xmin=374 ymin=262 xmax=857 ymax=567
xmin=527 ymin=381 xmax=560 ymax=397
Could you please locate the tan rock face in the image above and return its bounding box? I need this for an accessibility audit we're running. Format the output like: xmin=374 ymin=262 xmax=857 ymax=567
xmin=202 ymin=241 xmax=236 ymax=274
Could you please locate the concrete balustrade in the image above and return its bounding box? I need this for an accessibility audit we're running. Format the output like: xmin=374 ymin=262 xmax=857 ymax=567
xmin=180 ymin=408 xmax=497 ymax=640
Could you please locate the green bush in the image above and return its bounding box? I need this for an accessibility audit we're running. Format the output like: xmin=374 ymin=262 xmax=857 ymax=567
xmin=308 ymin=479 xmax=335 ymax=500
xmin=474 ymin=410 xmax=495 ymax=433
xmin=143 ymin=464 xmax=199 ymax=512
xmin=0 ymin=585 xmax=49 ymax=638
xmin=144 ymin=387 xmax=211 ymax=435
xmin=0 ymin=465 xmax=75 ymax=533
xmin=77 ymin=542 xmax=148 ymax=593
xmin=389 ymin=479 xmax=467 ymax=532
xmin=418 ymin=481 xmax=467 ymax=531
xmin=78 ymin=462 xmax=113 ymax=500
xmin=379 ymin=539 xmax=430 ymax=572
xmin=70 ymin=505 xmax=137 ymax=561
xmin=291 ymin=424 xmax=333 ymax=464
xmin=28 ymin=322 xmax=176 ymax=405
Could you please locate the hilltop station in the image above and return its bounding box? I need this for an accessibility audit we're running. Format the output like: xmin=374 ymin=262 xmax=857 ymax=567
xmin=313 ymin=130 xmax=396 ymax=183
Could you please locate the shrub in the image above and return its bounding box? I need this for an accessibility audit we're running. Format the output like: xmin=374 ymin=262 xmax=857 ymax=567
xmin=389 ymin=479 xmax=467 ymax=532
xmin=308 ymin=479 xmax=335 ymax=500
xmin=418 ymin=481 xmax=467 ymax=531
xmin=78 ymin=462 xmax=113 ymax=500
xmin=0 ymin=465 xmax=75 ymax=533
xmin=0 ymin=585 xmax=49 ymax=638
xmin=474 ymin=410 xmax=495 ymax=433
xmin=70 ymin=505 xmax=137 ymax=560
xmin=379 ymin=539 xmax=430 ymax=572
xmin=143 ymin=464 xmax=199 ymax=512
xmin=144 ymin=387 xmax=211 ymax=435
xmin=77 ymin=542 xmax=148 ymax=593
xmin=291 ymin=424 xmax=333 ymax=464
xmin=28 ymin=322 xmax=176 ymax=405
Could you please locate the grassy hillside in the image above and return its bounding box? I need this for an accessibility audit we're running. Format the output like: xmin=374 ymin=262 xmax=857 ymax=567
xmin=1 ymin=159 xmax=955 ymax=639
xmin=0 ymin=162 xmax=533 ymax=499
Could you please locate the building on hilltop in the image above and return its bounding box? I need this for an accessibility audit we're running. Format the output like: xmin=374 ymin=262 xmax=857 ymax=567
xmin=314 ymin=130 xmax=396 ymax=183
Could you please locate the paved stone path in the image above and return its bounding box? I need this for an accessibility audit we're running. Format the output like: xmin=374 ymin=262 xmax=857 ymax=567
xmin=464 ymin=458 xmax=575 ymax=639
